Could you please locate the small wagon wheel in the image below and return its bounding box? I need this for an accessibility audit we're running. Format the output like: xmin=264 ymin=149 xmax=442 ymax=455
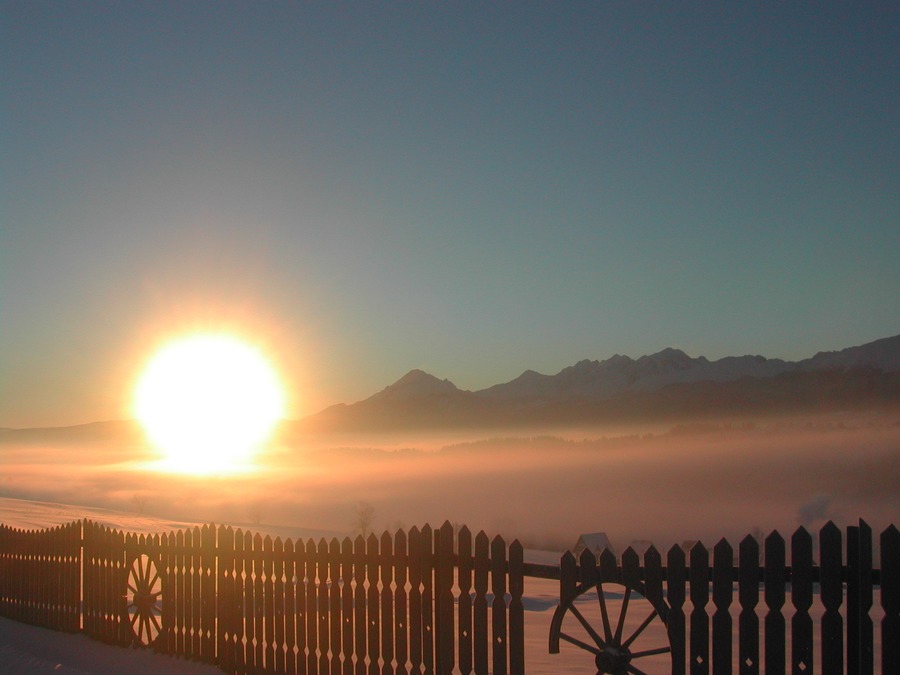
xmin=549 ymin=577 xmax=671 ymax=674
xmin=125 ymin=553 xmax=165 ymax=646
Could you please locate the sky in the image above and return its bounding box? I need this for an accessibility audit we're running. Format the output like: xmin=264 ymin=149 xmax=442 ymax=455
xmin=2 ymin=2 xmax=898 ymax=428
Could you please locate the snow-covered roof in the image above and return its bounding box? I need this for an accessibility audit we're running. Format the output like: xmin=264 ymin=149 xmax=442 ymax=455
xmin=572 ymin=532 xmax=614 ymax=555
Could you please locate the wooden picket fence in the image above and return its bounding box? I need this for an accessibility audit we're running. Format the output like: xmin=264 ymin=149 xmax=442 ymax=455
xmin=527 ymin=519 xmax=897 ymax=675
xmin=0 ymin=518 xmax=896 ymax=674
xmin=0 ymin=519 xmax=524 ymax=674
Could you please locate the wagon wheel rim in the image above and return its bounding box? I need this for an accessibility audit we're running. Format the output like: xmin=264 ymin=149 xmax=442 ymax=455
xmin=551 ymin=580 xmax=671 ymax=674
xmin=125 ymin=553 xmax=164 ymax=646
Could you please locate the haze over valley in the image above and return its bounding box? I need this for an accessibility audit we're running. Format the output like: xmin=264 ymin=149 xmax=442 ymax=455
xmin=3 ymin=335 xmax=897 ymax=553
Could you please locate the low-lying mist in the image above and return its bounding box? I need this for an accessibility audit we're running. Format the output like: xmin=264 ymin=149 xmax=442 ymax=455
xmin=2 ymin=413 xmax=897 ymax=554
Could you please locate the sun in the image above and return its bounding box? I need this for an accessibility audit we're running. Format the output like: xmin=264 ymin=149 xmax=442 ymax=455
xmin=134 ymin=334 xmax=285 ymax=474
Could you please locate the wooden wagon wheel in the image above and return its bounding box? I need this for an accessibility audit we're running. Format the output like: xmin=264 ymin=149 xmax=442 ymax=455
xmin=549 ymin=578 xmax=671 ymax=674
xmin=125 ymin=553 xmax=164 ymax=646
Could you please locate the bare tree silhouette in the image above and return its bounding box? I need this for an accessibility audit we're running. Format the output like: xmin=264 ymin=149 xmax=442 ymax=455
xmin=352 ymin=500 xmax=375 ymax=537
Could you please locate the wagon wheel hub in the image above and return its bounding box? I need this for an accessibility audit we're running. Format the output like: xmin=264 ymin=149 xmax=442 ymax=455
xmin=595 ymin=645 xmax=631 ymax=673
xmin=133 ymin=591 xmax=158 ymax=612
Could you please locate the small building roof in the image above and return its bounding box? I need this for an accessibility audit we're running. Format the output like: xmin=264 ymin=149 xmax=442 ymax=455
xmin=572 ymin=532 xmax=615 ymax=556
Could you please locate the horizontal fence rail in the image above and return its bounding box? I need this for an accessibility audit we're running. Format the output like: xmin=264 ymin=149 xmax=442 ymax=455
xmin=0 ymin=518 xmax=895 ymax=674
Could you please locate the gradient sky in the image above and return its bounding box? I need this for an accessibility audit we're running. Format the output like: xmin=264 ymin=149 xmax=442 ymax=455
xmin=2 ymin=2 xmax=898 ymax=427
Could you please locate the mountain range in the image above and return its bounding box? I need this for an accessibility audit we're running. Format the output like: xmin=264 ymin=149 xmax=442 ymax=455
xmin=297 ymin=335 xmax=900 ymax=432
xmin=2 ymin=335 xmax=897 ymax=439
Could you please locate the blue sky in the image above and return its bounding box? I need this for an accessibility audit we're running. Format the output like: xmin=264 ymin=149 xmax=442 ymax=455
xmin=2 ymin=2 xmax=898 ymax=426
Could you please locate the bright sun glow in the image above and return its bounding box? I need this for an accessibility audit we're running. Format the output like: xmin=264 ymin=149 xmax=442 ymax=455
xmin=135 ymin=334 xmax=285 ymax=474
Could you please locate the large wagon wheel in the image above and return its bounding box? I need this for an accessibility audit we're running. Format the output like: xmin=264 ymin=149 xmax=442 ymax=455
xmin=125 ymin=553 xmax=165 ymax=646
xmin=549 ymin=577 xmax=671 ymax=674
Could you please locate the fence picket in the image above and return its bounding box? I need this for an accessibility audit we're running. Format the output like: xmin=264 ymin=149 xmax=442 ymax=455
xmin=765 ymin=531 xmax=786 ymax=675
xmin=690 ymin=542 xmax=710 ymax=675
xmin=285 ymin=538 xmax=298 ymax=675
xmin=234 ymin=529 xmax=253 ymax=674
xmin=353 ymin=534 xmax=367 ymax=675
xmin=791 ymin=528 xmax=813 ymax=675
xmin=366 ymin=533 xmax=380 ymax=675
xmin=275 ymin=536 xmax=287 ymax=674
xmin=881 ymin=524 xmax=899 ymax=674
xmin=393 ymin=530 xmax=409 ymax=675
xmin=265 ymin=535 xmax=276 ymax=672
xmin=420 ymin=525 xmax=434 ymax=675
xmin=508 ymin=539 xmax=524 ymax=675
xmin=668 ymin=544 xmax=687 ymax=675
xmin=820 ymin=522 xmax=843 ymax=675
xmin=435 ymin=522 xmax=454 ymax=674
xmin=380 ymin=532 xmax=394 ymax=675
xmin=858 ymin=520 xmax=874 ymax=675
xmin=473 ymin=531 xmax=490 ymax=674
xmin=219 ymin=526 xmax=234 ymax=671
xmin=305 ymin=537 xmax=318 ymax=675
xmin=457 ymin=526 xmax=472 ymax=675
xmin=713 ymin=539 xmax=732 ymax=675
xmin=491 ymin=535 xmax=508 ymax=675
xmin=332 ymin=537 xmax=344 ymax=675
xmin=251 ymin=532 xmax=263 ymax=671
xmin=341 ymin=537 xmax=354 ymax=675
xmin=192 ymin=527 xmax=203 ymax=658
xmin=319 ymin=538 xmax=331 ymax=675
xmin=738 ymin=535 xmax=759 ymax=675
xmin=202 ymin=524 xmax=216 ymax=662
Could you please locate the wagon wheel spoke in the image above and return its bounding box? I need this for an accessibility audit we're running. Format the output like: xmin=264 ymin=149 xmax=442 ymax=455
xmin=569 ymin=603 xmax=609 ymax=650
xmin=558 ymin=631 xmax=602 ymax=656
xmin=149 ymin=609 xmax=162 ymax=633
xmin=130 ymin=610 xmax=141 ymax=627
xmin=622 ymin=609 xmax=658 ymax=649
xmin=128 ymin=582 xmax=139 ymax=595
xmin=144 ymin=556 xmax=153 ymax=586
xmin=596 ymin=583 xmax=614 ymax=643
xmin=613 ymin=586 xmax=631 ymax=644
xmin=143 ymin=615 xmax=153 ymax=643
xmin=630 ymin=645 xmax=671 ymax=659
xmin=136 ymin=557 xmax=147 ymax=587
